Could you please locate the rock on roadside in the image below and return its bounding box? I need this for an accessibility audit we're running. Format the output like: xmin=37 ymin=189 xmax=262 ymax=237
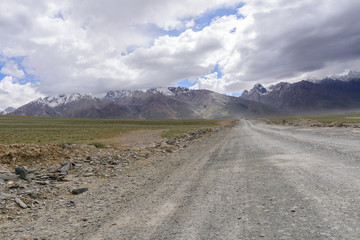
xmin=15 ymin=167 xmax=31 ymax=182
xmin=71 ymin=188 xmax=88 ymax=194
xmin=15 ymin=198 xmax=27 ymax=208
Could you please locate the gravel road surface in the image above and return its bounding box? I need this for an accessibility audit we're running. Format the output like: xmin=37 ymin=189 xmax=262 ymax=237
xmin=86 ymin=120 xmax=360 ymax=239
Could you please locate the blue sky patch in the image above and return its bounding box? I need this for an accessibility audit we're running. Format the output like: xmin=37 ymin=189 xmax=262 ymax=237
xmin=177 ymin=78 xmax=197 ymax=88
xmin=125 ymin=45 xmax=139 ymax=55
xmin=166 ymin=29 xmax=184 ymax=37
xmin=191 ymin=3 xmax=244 ymax=32
xmin=53 ymin=11 xmax=65 ymax=20
xmin=231 ymin=92 xmax=242 ymax=97
xmin=0 ymin=56 xmax=39 ymax=84
xmin=0 ymin=73 xmax=6 ymax=81
xmin=152 ymin=24 xmax=184 ymax=38
xmin=0 ymin=60 xmax=5 ymax=80
xmin=211 ymin=64 xmax=223 ymax=79
xmin=158 ymin=3 xmax=244 ymax=37
xmin=0 ymin=56 xmax=8 ymax=81
xmin=18 ymin=74 xmax=38 ymax=85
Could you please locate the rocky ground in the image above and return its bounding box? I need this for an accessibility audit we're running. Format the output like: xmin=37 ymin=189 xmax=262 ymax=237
xmin=85 ymin=120 xmax=360 ymax=239
xmin=2 ymin=118 xmax=360 ymax=239
xmin=0 ymin=127 xmax=226 ymax=240
xmin=265 ymin=118 xmax=360 ymax=128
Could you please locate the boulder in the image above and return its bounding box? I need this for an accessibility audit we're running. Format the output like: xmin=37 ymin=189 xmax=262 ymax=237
xmin=14 ymin=167 xmax=31 ymax=182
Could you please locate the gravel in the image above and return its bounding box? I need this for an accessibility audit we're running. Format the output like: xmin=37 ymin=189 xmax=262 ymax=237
xmin=90 ymin=120 xmax=360 ymax=239
xmin=2 ymin=120 xmax=360 ymax=239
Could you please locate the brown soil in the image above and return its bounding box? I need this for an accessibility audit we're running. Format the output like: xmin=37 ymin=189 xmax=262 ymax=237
xmin=0 ymin=124 xmax=232 ymax=240
xmin=0 ymin=144 xmax=92 ymax=170
xmin=0 ymin=129 xmax=166 ymax=172
xmin=217 ymin=119 xmax=237 ymax=126
xmin=101 ymin=130 xmax=164 ymax=149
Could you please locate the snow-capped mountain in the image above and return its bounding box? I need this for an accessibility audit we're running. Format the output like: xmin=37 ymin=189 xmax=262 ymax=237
xmin=241 ymin=83 xmax=270 ymax=102
xmin=11 ymin=92 xmax=108 ymax=118
xmin=0 ymin=107 xmax=16 ymax=115
xmin=241 ymin=73 xmax=360 ymax=114
xmin=326 ymin=71 xmax=360 ymax=82
xmin=253 ymin=83 xmax=268 ymax=94
xmin=10 ymin=87 xmax=279 ymax=119
xmin=103 ymin=90 xmax=146 ymax=104
xmin=147 ymin=88 xmax=174 ymax=96
xmin=103 ymin=87 xmax=191 ymax=100
xmin=33 ymin=93 xmax=95 ymax=107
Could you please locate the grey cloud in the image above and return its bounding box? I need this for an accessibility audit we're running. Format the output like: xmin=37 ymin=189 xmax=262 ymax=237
xmin=1 ymin=0 xmax=360 ymax=104
xmin=231 ymin=0 xmax=360 ymax=87
xmin=122 ymin=33 xmax=223 ymax=89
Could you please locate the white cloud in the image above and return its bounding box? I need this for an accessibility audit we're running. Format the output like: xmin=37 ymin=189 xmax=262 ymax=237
xmin=191 ymin=72 xmax=227 ymax=93
xmin=0 ymin=0 xmax=360 ymax=109
xmin=122 ymin=14 xmax=241 ymax=89
xmin=185 ymin=20 xmax=195 ymax=28
xmin=1 ymin=0 xmax=244 ymax=95
xmin=0 ymin=60 xmax=25 ymax=79
xmin=0 ymin=76 xmax=43 ymax=109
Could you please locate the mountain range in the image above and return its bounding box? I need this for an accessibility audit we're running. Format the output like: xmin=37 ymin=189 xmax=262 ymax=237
xmin=4 ymin=71 xmax=360 ymax=119
xmin=7 ymin=87 xmax=279 ymax=119
xmin=241 ymin=71 xmax=360 ymax=114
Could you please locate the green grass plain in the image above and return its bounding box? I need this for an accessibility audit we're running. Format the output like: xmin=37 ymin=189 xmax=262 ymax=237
xmin=268 ymin=112 xmax=360 ymax=124
xmin=0 ymin=115 xmax=224 ymax=145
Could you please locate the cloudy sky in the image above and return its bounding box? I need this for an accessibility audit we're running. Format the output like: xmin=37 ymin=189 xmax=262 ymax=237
xmin=1 ymin=0 xmax=360 ymax=109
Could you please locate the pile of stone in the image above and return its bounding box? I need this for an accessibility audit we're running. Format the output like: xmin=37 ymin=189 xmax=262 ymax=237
xmin=286 ymin=119 xmax=325 ymax=127
xmin=0 ymin=148 xmax=139 ymax=218
xmin=0 ymin=126 xmax=219 ymax=227
xmin=326 ymin=122 xmax=360 ymax=128
xmin=283 ymin=119 xmax=360 ymax=128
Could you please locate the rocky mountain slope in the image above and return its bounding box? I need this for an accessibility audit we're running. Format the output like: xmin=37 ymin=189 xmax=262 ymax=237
xmin=10 ymin=87 xmax=280 ymax=119
xmin=241 ymin=71 xmax=360 ymax=114
xmin=0 ymin=107 xmax=15 ymax=115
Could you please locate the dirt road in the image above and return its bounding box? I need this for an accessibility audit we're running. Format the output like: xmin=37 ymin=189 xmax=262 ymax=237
xmin=4 ymin=120 xmax=360 ymax=239
xmin=81 ymin=120 xmax=360 ymax=239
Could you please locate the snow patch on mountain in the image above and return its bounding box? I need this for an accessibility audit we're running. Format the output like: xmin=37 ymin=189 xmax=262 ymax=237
xmin=242 ymin=83 xmax=269 ymax=97
xmin=104 ymin=87 xmax=191 ymax=100
xmin=253 ymin=83 xmax=268 ymax=95
xmin=306 ymin=71 xmax=360 ymax=83
xmin=33 ymin=93 xmax=95 ymax=107
xmin=104 ymin=90 xmax=146 ymax=101
xmin=151 ymin=87 xmax=174 ymax=96
xmin=268 ymin=82 xmax=291 ymax=92
xmin=146 ymin=87 xmax=188 ymax=96
xmin=327 ymin=71 xmax=360 ymax=81
xmin=0 ymin=107 xmax=16 ymax=115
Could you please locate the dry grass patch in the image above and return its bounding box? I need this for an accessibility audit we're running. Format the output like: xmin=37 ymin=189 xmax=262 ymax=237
xmin=0 ymin=116 xmax=226 ymax=145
